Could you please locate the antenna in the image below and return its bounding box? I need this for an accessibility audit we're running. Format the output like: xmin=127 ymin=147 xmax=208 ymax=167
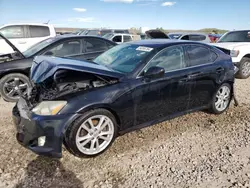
xmin=45 ymin=20 xmax=50 ymax=24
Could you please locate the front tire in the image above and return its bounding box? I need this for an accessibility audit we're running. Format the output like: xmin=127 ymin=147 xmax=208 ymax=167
xmin=209 ymin=83 xmax=232 ymax=114
xmin=0 ymin=73 xmax=31 ymax=102
xmin=235 ymin=57 xmax=250 ymax=79
xmin=64 ymin=109 xmax=118 ymax=158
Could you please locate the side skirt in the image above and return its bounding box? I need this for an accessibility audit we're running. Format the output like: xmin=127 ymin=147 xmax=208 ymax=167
xmin=118 ymin=106 xmax=208 ymax=136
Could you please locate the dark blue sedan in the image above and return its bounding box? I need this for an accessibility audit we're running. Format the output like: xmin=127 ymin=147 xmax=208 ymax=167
xmin=13 ymin=40 xmax=235 ymax=158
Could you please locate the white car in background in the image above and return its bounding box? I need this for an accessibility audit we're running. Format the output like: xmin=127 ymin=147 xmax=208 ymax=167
xmin=213 ymin=30 xmax=250 ymax=79
xmin=0 ymin=23 xmax=56 ymax=55
xmin=103 ymin=33 xmax=141 ymax=44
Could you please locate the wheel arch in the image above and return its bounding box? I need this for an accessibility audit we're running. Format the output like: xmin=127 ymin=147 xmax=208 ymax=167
xmin=77 ymin=104 xmax=122 ymax=129
xmin=243 ymin=54 xmax=250 ymax=59
xmin=0 ymin=69 xmax=30 ymax=80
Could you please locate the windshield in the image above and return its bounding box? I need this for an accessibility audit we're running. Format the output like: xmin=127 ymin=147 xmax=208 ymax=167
xmin=22 ymin=38 xmax=57 ymax=57
xmin=103 ymin=33 xmax=114 ymax=39
xmin=94 ymin=44 xmax=154 ymax=73
xmin=218 ymin=31 xmax=250 ymax=43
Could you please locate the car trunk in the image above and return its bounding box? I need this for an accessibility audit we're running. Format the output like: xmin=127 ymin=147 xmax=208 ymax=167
xmin=145 ymin=30 xmax=169 ymax=39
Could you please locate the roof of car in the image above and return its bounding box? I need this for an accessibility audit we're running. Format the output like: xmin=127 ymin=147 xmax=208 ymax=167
xmin=168 ymin=32 xmax=208 ymax=35
xmin=54 ymin=34 xmax=111 ymax=40
xmin=0 ymin=23 xmax=54 ymax=27
xmin=127 ymin=39 xmax=207 ymax=48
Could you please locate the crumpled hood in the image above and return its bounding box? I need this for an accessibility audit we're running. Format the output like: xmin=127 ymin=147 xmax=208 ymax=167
xmin=212 ymin=42 xmax=250 ymax=50
xmin=30 ymin=56 xmax=124 ymax=84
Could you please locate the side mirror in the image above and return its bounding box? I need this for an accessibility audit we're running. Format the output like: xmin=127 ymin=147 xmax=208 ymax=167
xmin=144 ymin=66 xmax=165 ymax=79
xmin=44 ymin=51 xmax=53 ymax=56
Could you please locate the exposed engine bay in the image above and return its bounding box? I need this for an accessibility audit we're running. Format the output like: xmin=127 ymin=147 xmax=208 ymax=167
xmin=27 ymin=69 xmax=118 ymax=106
xmin=0 ymin=52 xmax=21 ymax=63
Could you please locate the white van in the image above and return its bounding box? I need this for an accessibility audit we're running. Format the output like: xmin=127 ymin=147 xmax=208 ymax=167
xmin=0 ymin=23 xmax=56 ymax=54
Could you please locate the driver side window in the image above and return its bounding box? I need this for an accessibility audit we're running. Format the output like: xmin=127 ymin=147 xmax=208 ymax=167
xmin=144 ymin=45 xmax=186 ymax=73
xmin=44 ymin=40 xmax=81 ymax=57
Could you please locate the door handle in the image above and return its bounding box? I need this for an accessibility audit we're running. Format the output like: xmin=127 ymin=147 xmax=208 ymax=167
xmin=188 ymin=72 xmax=201 ymax=79
xmin=179 ymin=77 xmax=188 ymax=83
xmin=216 ymin=67 xmax=224 ymax=74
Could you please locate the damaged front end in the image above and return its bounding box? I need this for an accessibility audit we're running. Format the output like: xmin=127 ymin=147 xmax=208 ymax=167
xmin=26 ymin=56 xmax=122 ymax=106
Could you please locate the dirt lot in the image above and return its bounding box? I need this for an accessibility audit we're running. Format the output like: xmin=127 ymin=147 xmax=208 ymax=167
xmin=0 ymin=79 xmax=250 ymax=188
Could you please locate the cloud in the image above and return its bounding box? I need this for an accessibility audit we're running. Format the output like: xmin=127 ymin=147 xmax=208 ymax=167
xmin=101 ymin=0 xmax=134 ymax=3
xmin=73 ymin=8 xmax=87 ymax=12
xmin=136 ymin=0 xmax=163 ymax=6
xmin=161 ymin=1 xmax=176 ymax=6
xmin=67 ymin=17 xmax=95 ymax=23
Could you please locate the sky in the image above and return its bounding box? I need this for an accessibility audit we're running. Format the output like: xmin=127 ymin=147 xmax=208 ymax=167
xmin=0 ymin=0 xmax=249 ymax=30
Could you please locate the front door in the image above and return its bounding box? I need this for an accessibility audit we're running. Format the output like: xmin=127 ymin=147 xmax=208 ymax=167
xmin=132 ymin=45 xmax=192 ymax=126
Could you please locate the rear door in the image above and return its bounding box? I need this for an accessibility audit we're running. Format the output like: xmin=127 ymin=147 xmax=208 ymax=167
xmin=82 ymin=38 xmax=110 ymax=60
xmin=25 ymin=25 xmax=52 ymax=51
xmin=184 ymin=44 xmax=219 ymax=109
xmin=0 ymin=25 xmax=27 ymax=54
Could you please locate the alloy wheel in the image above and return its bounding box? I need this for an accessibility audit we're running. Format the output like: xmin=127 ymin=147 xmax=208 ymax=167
xmin=215 ymin=85 xmax=231 ymax=112
xmin=3 ymin=78 xmax=28 ymax=100
xmin=75 ymin=115 xmax=115 ymax=155
xmin=242 ymin=61 xmax=250 ymax=77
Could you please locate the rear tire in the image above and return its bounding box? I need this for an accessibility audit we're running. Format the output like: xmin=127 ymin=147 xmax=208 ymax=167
xmin=64 ymin=109 xmax=118 ymax=158
xmin=0 ymin=73 xmax=31 ymax=102
xmin=235 ymin=57 xmax=250 ymax=79
xmin=209 ymin=83 xmax=232 ymax=114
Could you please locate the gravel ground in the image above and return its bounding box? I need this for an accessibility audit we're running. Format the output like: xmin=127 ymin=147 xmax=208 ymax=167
xmin=0 ymin=79 xmax=250 ymax=188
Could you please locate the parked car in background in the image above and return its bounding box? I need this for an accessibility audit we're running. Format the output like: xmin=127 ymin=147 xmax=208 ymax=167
xmin=72 ymin=29 xmax=86 ymax=35
xmin=13 ymin=40 xmax=235 ymax=158
xmin=168 ymin=33 xmax=182 ymax=39
xmin=78 ymin=29 xmax=130 ymax=36
xmin=0 ymin=34 xmax=116 ymax=102
xmin=167 ymin=32 xmax=211 ymax=42
xmin=103 ymin=33 xmax=141 ymax=44
xmin=0 ymin=23 xmax=56 ymax=54
xmin=212 ymin=30 xmax=250 ymax=79
xmin=208 ymin=34 xmax=223 ymax=43
xmin=145 ymin=30 xmax=169 ymax=39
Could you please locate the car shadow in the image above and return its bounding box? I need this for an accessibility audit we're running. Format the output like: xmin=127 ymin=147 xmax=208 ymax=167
xmin=15 ymin=156 xmax=83 ymax=188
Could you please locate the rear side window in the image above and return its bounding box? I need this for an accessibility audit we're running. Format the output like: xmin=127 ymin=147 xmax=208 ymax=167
xmin=113 ymin=35 xmax=122 ymax=43
xmin=0 ymin=25 xmax=25 ymax=39
xmin=210 ymin=51 xmax=218 ymax=62
xmin=189 ymin=35 xmax=206 ymax=41
xmin=29 ymin=26 xmax=50 ymax=38
xmin=181 ymin=35 xmax=206 ymax=41
xmin=83 ymin=38 xmax=107 ymax=52
xmin=123 ymin=35 xmax=132 ymax=42
xmin=186 ymin=45 xmax=211 ymax=66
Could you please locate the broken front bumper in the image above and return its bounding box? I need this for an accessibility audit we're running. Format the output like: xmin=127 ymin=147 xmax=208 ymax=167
xmin=12 ymin=98 xmax=77 ymax=158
